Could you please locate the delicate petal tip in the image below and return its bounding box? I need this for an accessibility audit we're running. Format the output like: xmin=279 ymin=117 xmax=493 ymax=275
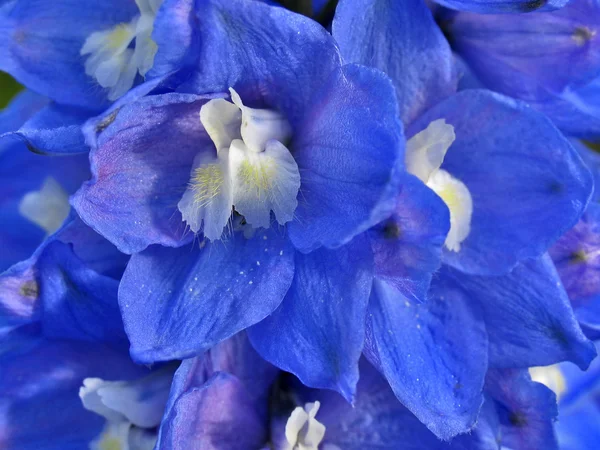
xmin=405 ymin=119 xmax=455 ymax=183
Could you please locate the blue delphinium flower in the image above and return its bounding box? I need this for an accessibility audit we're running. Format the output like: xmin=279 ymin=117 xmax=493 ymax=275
xmin=71 ymin=0 xmax=407 ymax=406
xmin=0 ymin=90 xmax=90 ymax=272
xmin=441 ymin=0 xmax=600 ymax=139
xmin=0 ymin=0 xmax=165 ymax=107
xmin=334 ymin=0 xmax=592 ymax=276
xmin=331 ymin=0 xmax=596 ymax=439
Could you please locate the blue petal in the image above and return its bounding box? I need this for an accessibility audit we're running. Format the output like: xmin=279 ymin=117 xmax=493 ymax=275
xmin=557 ymin=402 xmax=600 ymax=450
xmin=55 ymin=214 xmax=130 ymax=279
xmin=288 ymin=64 xmax=404 ymax=252
xmin=365 ymin=277 xmax=488 ymax=440
xmin=526 ymin=76 xmax=600 ymax=140
xmin=203 ymin=332 xmax=278 ymax=420
xmin=159 ymin=332 xmax=278 ymax=448
xmin=148 ymin=0 xmax=197 ymax=80
xmin=161 ymin=0 xmax=342 ymax=128
xmin=369 ymin=172 xmax=449 ymax=302
xmin=0 ymin=0 xmax=138 ymax=108
xmin=1 ymin=214 xmax=129 ymax=344
xmin=486 ymin=369 xmax=559 ymax=450
xmin=434 ymin=0 xmax=567 ymax=14
xmin=333 ymin=0 xmax=456 ymax=126
xmin=248 ymin=236 xmax=373 ymax=402
xmin=120 ymin=228 xmax=295 ymax=363
xmin=446 ymin=3 xmax=600 ymax=96
xmin=571 ymin=140 xmax=600 ymax=201
xmin=35 ymin=240 xmax=128 ymax=347
xmin=73 ymin=93 xmax=215 ymax=254
xmin=0 ymin=90 xmax=48 ymax=134
xmin=409 ymin=89 xmax=592 ymax=275
xmin=8 ymin=102 xmax=95 ymax=155
xmin=157 ymin=371 xmax=266 ymax=450
xmin=550 ymin=202 xmax=600 ymax=331
xmin=557 ymin=345 xmax=600 ymax=409
xmin=442 ymin=255 xmax=597 ymax=369
xmin=0 ymin=336 xmax=147 ymax=449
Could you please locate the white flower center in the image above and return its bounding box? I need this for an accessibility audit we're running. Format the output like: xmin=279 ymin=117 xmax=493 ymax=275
xmin=178 ymin=88 xmax=300 ymax=241
xmin=285 ymin=401 xmax=327 ymax=450
xmin=19 ymin=177 xmax=70 ymax=235
xmin=80 ymin=0 xmax=162 ymax=101
xmin=406 ymin=119 xmax=473 ymax=252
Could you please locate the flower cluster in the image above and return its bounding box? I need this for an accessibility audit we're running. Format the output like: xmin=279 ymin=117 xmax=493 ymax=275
xmin=1 ymin=0 xmax=600 ymax=448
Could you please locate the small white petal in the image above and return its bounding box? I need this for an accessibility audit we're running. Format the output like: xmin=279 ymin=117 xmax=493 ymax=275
xmin=427 ymin=169 xmax=473 ymax=252
xmin=285 ymin=401 xmax=327 ymax=450
xmin=200 ymin=98 xmax=242 ymax=152
xmin=229 ymin=87 xmax=292 ymax=153
xmin=406 ymin=119 xmax=455 ymax=183
xmin=80 ymin=378 xmax=128 ymax=424
xmin=19 ymin=177 xmax=70 ymax=235
xmin=229 ymin=139 xmax=300 ymax=229
xmin=80 ymin=368 xmax=172 ymax=429
xmin=178 ymin=150 xmax=233 ymax=241
xmin=285 ymin=406 xmax=310 ymax=449
xmin=107 ymin=49 xmax=139 ymax=100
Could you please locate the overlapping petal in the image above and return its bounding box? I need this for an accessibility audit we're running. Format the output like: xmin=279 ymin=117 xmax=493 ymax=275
xmin=248 ymin=236 xmax=372 ymax=402
xmin=442 ymin=256 xmax=597 ymax=369
xmin=73 ymin=93 xmax=216 ymax=254
xmin=120 ymin=228 xmax=295 ymax=363
xmin=364 ymin=277 xmax=488 ymax=440
xmin=333 ymin=0 xmax=456 ymax=126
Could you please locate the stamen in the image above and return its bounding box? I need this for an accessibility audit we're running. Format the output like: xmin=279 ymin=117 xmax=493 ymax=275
xmin=192 ymin=164 xmax=225 ymax=207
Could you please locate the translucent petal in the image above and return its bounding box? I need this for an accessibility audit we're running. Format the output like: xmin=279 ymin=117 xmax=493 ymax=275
xmin=107 ymin=49 xmax=139 ymax=100
xmin=405 ymin=119 xmax=455 ymax=183
xmin=229 ymin=139 xmax=300 ymax=229
xmin=178 ymin=150 xmax=233 ymax=241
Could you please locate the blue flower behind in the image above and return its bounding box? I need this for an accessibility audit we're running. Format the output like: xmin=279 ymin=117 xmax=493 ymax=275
xmin=71 ymin=0 xmax=410 ymax=406
xmin=442 ymin=0 xmax=600 ymax=139
xmin=0 ymin=211 xmax=166 ymax=448
xmin=157 ymin=333 xmax=560 ymax=450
